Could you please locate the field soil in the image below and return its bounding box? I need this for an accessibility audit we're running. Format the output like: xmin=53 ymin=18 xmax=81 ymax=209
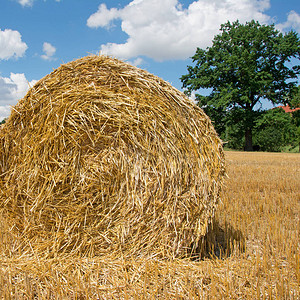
xmin=0 ymin=151 xmax=299 ymax=299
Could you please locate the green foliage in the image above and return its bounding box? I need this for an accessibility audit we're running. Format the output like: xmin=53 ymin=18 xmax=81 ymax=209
xmin=292 ymin=109 xmax=300 ymax=127
xmin=223 ymin=122 xmax=245 ymax=150
xmin=203 ymin=103 xmax=299 ymax=152
xmin=291 ymin=110 xmax=300 ymax=150
xmin=287 ymin=85 xmax=300 ymax=109
xmin=201 ymin=105 xmax=227 ymax=137
xmin=253 ymin=108 xmax=298 ymax=152
xmin=0 ymin=118 xmax=7 ymax=125
xmin=182 ymin=20 xmax=300 ymax=150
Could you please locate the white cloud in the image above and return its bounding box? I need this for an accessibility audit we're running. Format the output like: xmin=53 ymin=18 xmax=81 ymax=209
xmin=0 ymin=73 xmax=37 ymax=120
xmin=87 ymin=0 xmax=271 ymax=61
xmin=41 ymin=42 xmax=56 ymax=60
xmin=17 ymin=0 xmax=34 ymax=7
xmin=189 ymin=90 xmax=197 ymax=103
xmin=0 ymin=73 xmax=37 ymax=121
xmin=0 ymin=29 xmax=28 ymax=60
xmin=0 ymin=106 xmax=11 ymax=122
xmin=0 ymin=73 xmax=37 ymax=106
xmin=130 ymin=57 xmax=144 ymax=66
xmin=87 ymin=3 xmax=119 ymax=28
xmin=16 ymin=0 xmax=61 ymax=6
xmin=277 ymin=11 xmax=300 ymax=33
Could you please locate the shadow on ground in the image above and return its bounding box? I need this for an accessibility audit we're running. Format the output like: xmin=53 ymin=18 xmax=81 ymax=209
xmin=189 ymin=219 xmax=245 ymax=260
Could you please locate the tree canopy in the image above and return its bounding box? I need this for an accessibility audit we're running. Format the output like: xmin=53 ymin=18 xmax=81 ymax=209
xmin=181 ymin=20 xmax=300 ymax=150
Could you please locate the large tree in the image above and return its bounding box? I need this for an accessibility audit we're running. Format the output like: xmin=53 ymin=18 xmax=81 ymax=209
xmin=181 ymin=20 xmax=300 ymax=151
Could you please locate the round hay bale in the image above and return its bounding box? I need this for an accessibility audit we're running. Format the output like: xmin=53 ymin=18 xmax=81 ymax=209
xmin=0 ymin=55 xmax=225 ymax=258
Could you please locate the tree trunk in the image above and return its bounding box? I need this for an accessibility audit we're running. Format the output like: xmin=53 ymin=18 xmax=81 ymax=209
xmin=244 ymin=129 xmax=253 ymax=151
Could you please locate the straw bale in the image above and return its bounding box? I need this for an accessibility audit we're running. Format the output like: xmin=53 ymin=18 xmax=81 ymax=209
xmin=0 ymin=55 xmax=225 ymax=258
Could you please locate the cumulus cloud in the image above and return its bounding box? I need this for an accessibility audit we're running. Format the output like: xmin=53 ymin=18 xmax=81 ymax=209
xmin=277 ymin=11 xmax=300 ymax=33
xmin=16 ymin=0 xmax=34 ymax=7
xmin=87 ymin=0 xmax=272 ymax=61
xmin=0 ymin=73 xmax=37 ymax=105
xmin=0 ymin=29 xmax=28 ymax=60
xmin=0 ymin=106 xmax=11 ymax=122
xmin=130 ymin=57 xmax=144 ymax=66
xmin=41 ymin=42 xmax=56 ymax=61
xmin=0 ymin=73 xmax=37 ymax=120
xmin=87 ymin=3 xmax=119 ymax=28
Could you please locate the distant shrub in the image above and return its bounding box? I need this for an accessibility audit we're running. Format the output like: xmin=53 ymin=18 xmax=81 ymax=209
xmin=253 ymin=108 xmax=297 ymax=152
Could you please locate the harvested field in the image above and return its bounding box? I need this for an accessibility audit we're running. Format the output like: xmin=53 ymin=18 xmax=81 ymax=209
xmin=0 ymin=151 xmax=299 ymax=299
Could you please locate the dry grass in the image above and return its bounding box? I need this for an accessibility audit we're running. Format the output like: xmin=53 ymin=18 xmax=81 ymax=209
xmin=0 ymin=151 xmax=299 ymax=299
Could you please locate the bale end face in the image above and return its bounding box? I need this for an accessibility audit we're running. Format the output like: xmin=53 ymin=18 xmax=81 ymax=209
xmin=0 ymin=55 xmax=225 ymax=258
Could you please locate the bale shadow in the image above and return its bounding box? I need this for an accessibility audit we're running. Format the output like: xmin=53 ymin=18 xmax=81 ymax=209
xmin=189 ymin=219 xmax=245 ymax=260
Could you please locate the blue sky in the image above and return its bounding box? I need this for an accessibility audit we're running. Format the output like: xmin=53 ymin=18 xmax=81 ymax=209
xmin=0 ymin=0 xmax=299 ymax=120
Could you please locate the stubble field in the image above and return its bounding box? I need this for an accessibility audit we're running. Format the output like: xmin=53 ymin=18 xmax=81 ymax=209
xmin=0 ymin=151 xmax=299 ymax=299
